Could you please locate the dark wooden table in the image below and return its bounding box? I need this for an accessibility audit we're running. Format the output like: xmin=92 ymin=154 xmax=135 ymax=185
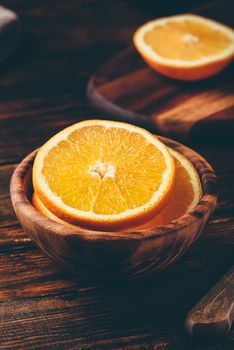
xmin=0 ymin=1 xmax=233 ymax=349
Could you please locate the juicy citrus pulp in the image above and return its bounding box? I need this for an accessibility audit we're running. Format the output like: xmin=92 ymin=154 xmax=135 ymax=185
xmin=143 ymin=16 xmax=232 ymax=61
xmin=32 ymin=147 xmax=202 ymax=230
xmin=33 ymin=120 xmax=175 ymax=230
xmin=133 ymin=14 xmax=234 ymax=80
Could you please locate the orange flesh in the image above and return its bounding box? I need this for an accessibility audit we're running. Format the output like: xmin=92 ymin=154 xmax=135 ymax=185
xmin=34 ymin=149 xmax=201 ymax=231
xmin=144 ymin=19 xmax=232 ymax=61
xmin=42 ymin=125 xmax=168 ymax=215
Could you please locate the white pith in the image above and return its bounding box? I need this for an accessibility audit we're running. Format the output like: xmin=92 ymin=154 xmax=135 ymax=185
xmin=134 ymin=14 xmax=234 ymax=67
xmin=88 ymin=161 xmax=116 ymax=179
xmin=182 ymin=33 xmax=199 ymax=43
xmin=34 ymin=120 xmax=175 ymax=224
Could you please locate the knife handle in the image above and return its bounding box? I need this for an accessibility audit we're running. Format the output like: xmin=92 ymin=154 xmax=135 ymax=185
xmin=185 ymin=266 xmax=234 ymax=338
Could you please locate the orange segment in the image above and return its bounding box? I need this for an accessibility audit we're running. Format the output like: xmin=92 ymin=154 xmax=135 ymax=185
xmin=133 ymin=14 xmax=234 ymax=80
xmin=33 ymin=120 xmax=175 ymax=230
xmin=135 ymin=149 xmax=202 ymax=229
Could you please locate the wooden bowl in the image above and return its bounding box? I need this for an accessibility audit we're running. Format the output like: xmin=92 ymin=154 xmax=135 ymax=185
xmin=10 ymin=137 xmax=218 ymax=280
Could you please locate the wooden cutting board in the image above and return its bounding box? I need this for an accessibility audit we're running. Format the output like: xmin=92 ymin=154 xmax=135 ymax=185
xmin=87 ymin=1 xmax=234 ymax=142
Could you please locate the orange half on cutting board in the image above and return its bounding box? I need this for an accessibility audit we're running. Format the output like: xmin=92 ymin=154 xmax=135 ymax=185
xmin=133 ymin=14 xmax=234 ymax=80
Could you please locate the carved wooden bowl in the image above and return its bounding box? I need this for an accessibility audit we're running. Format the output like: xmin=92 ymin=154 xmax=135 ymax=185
xmin=10 ymin=137 xmax=218 ymax=280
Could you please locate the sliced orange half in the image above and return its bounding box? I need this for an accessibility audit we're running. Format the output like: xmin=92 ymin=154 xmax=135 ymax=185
xmin=133 ymin=14 xmax=234 ymax=80
xmin=32 ymin=148 xmax=202 ymax=231
xmin=33 ymin=120 xmax=175 ymax=230
xmin=135 ymin=148 xmax=202 ymax=229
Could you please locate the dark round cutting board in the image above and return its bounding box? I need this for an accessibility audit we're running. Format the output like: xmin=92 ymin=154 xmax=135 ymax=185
xmin=87 ymin=1 xmax=234 ymax=142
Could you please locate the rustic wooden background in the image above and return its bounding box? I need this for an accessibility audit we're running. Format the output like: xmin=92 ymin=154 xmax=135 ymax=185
xmin=0 ymin=1 xmax=233 ymax=349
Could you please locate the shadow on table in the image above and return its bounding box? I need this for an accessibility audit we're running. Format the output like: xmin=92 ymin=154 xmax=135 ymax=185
xmin=55 ymin=246 xmax=233 ymax=348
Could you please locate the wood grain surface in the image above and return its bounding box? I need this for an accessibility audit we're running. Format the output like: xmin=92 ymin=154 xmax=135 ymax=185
xmin=0 ymin=1 xmax=234 ymax=349
xmin=87 ymin=1 xmax=234 ymax=142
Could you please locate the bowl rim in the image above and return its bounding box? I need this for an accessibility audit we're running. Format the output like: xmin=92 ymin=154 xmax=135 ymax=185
xmin=10 ymin=136 xmax=218 ymax=242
